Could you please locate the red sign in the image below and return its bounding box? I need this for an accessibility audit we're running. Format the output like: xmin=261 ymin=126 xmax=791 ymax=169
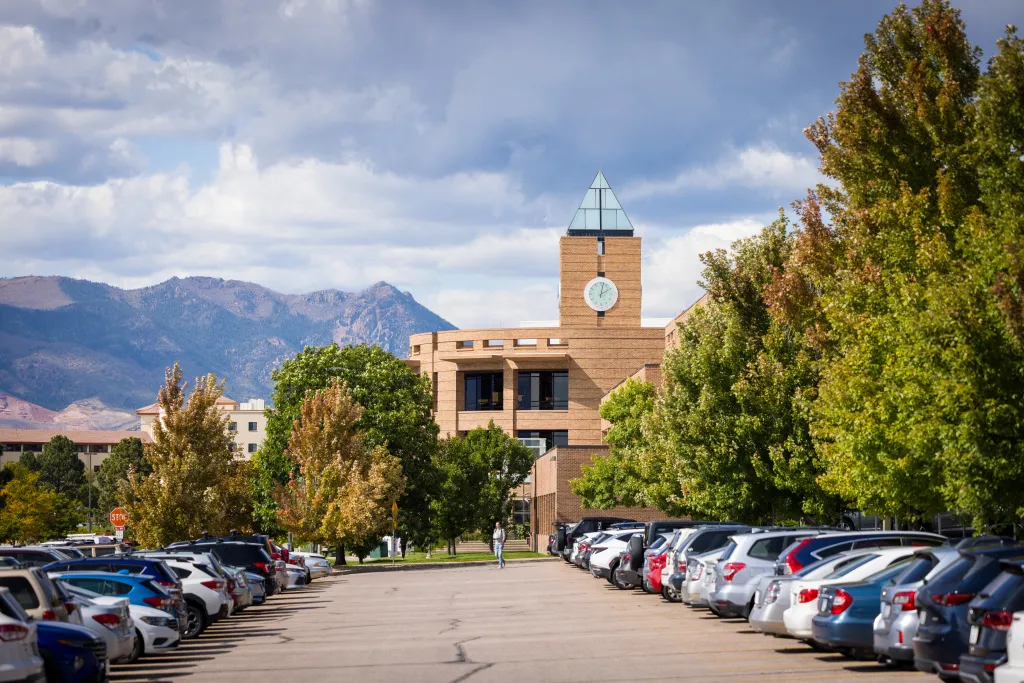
xmin=109 ymin=508 xmax=128 ymax=529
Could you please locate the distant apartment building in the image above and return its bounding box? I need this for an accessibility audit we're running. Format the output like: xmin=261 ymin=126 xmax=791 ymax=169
xmin=136 ymin=396 xmax=268 ymax=458
xmin=0 ymin=429 xmax=153 ymax=470
xmin=407 ymin=172 xmax=710 ymax=548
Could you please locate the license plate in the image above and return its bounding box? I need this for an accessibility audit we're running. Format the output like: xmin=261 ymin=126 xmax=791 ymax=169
xmin=819 ymin=596 xmax=828 ymax=613
xmin=754 ymin=591 xmax=761 ymax=605
xmin=882 ymin=603 xmax=891 ymax=619
xmin=970 ymin=624 xmax=980 ymax=645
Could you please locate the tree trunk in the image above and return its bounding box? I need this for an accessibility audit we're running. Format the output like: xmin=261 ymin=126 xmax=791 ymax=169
xmin=334 ymin=543 xmax=347 ymax=566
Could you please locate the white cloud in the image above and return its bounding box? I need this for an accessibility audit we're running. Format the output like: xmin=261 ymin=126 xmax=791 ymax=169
xmin=0 ymin=136 xmax=56 ymax=166
xmin=622 ymin=145 xmax=821 ymax=201
xmin=642 ymin=218 xmax=765 ymax=318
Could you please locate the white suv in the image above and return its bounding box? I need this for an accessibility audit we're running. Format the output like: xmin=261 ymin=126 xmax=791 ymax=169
xmin=137 ymin=554 xmax=230 ymax=638
xmin=0 ymin=586 xmax=44 ymax=683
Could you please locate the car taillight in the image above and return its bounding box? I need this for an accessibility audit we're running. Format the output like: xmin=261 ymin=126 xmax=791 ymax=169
xmin=41 ymin=610 xmax=57 ymax=620
xmin=981 ymin=611 xmax=1014 ymax=632
xmin=892 ymin=591 xmax=916 ymax=611
xmin=931 ymin=592 xmax=976 ymax=606
xmin=253 ymin=561 xmax=271 ymax=574
xmin=798 ymin=588 xmax=819 ymax=604
xmin=831 ymin=589 xmax=853 ymax=615
xmin=143 ymin=596 xmax=172 ymax=608
xmin=722 ymin=562 xmax=746 ymax=582
xmin=766 ymin=581 xmax=781 ymax=605
xmin=272 ymin=552 xmax=281 ymax=560
xmin=623 ymin=555 xmax=630 ymax=563
xmin=784 ymin=539 xmax=810 ymax=575
xmin=201 ymin=580 xmax=226 ymax=591
xmin=92 ymin=613 xmax=121 ymax=629
xmin=155 ymin=580 xmax=178 ymax=590
xmin=0 ymin=624 xmax=29 ymax=641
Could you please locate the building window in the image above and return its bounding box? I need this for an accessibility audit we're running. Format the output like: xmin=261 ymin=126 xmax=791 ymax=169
xmin=228 ymin=422 xmax=237 ymax=432
xmin=248 ymin=443 xmax=258 ymax=454
xmin=517 ymin=372 xmax=568 ymax=410
xmin=598 ymin=239 xmax=605 ymax=255
xmin=516 ymin=430 xmax=568 ymax=453
xmin=464 ymin=373 xmax=503 ymax=411
xmin=248 ymin=422 xmax=258 ymax=432
xmin=512 ymin=499 xmax=530 ymax=525
xmin=93 ymin=465 xmax=101 ymax=473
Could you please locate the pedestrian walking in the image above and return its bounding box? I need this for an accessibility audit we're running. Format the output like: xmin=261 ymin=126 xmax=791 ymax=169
xmin=493 ymin=522 xmax=506 ymax=569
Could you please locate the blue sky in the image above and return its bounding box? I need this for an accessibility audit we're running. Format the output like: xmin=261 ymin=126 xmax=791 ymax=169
xmin=1 ymin=0 xmax=1021 ymax=328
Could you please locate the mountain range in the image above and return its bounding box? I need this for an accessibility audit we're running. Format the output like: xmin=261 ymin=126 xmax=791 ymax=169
xmin=0 ymin=275 xmax=455 ymax=428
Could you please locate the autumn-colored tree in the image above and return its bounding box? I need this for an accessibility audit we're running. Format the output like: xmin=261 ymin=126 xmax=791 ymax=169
xmin=121 ymin=364 xmax=253 ymax=547
xmin=276 ymin=379 xmax=405 ymax=564
xmin=0 ymin=465 xmax=80 ymax=543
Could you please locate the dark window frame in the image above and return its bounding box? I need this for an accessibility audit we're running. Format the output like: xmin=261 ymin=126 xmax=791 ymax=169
xmin=464 ymin=373 xmax=503 ymax=411
xmin=516 ymin=371 xmax=569 ymax=410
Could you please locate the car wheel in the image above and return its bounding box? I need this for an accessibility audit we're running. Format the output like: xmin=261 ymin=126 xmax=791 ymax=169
xmin=663 ymin=584 xmax=681 ymax=603
xmin=129 ymin=628 xmax=145 ymax=661
xmin=606 ymin=560 xmax=618 ymax=585
xmin=183 ymin=602 xmax=206 ymax=639
xmin=839 ymin=516 xmax=856 ymax=531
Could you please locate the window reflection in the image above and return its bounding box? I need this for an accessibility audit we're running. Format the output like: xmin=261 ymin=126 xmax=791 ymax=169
xmin=517 ymin=371 xmax=568 ymax=410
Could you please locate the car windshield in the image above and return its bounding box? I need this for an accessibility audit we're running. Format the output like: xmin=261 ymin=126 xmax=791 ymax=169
xmin=891 ymin=554 xmax=938 ymax=585
xmin=0 ymin=589 xmax=31 ymax=622
xmin=718 ymin=541 xmax=737 ymax=561
xmin=824 ymin=554 xmax=879 ymax=579
xmin=863 ymin=557 xmax=914 ymax=583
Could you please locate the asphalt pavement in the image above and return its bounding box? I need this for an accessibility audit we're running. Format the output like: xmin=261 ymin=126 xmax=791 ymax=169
xmin=110 ymin=559 xmax=926 ymax=682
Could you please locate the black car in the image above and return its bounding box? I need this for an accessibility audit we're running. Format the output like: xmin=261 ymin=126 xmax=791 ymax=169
xmin=959 ymin=560 xmax=1024 ymax=683
xmin=556 ymin=517 xmax=636 ymax=560
xmin=164 ymin=541 xmax=279 ymax=596
xmin=773 ymin=531 xmax=948 ymax=576
xmin=914 ymin=545 xmax=1024 ymax=680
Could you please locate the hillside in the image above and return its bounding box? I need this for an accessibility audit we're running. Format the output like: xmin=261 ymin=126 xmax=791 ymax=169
xmin=0 ymin=276 xmax=456 ymax=415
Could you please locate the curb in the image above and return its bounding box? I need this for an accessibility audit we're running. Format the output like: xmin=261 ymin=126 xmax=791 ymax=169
xmin=334 ymin=556 xmax=558 ymax=574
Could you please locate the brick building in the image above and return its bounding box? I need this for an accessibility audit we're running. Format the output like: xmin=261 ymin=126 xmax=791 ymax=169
xmin=408 ymin=172 xmax=707 ymax=550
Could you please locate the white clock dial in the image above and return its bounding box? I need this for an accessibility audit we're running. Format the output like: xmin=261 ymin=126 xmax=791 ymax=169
xmin=584 ymin=276 xmax=618 ymax=312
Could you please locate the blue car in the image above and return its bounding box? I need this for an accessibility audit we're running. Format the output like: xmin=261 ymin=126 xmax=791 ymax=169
xmin=43 ymin=557 xmax=179 ymax=585
xmin=49 ymin=572 xmax=177 ymax=617
xmin=810 ymin=560 xmax=915 ymax=655
xmin=36 ymin=620 xmax=107 ymax=683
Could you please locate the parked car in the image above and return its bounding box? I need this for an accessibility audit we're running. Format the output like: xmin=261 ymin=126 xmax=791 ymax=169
xmin=54 ymin=572 xmax=178 ymax=620
xmin=0 ymin=566 xmax=69 ymax=622
xmin=0 ymin=585 xmax=45 ymax=683
xmin=684 ymin=548 xmax=724 ymax=607
xmin=0 ymin=546 xmax=76 ymax=568
xmin=960 ymin=559 xmax=1024 ymax=683
xmin=290 ymin=551 xmax=331 ymax=579
xmin=872 ymin=546 xmax=962 ymax=665
xmin=588 ymin=530 xmax=643 ymax=581
xmin=914 ymin=544 xmax=1024 ymax=680
xmin=711 ymin=529 xmax=812 ymax=618
xmin=616 ymin=532 xmax=674 ymax=590
xmin=750 ymin=550 xmax=883 ymax=638
xmin=811 ymin=558 xmax=919 ymax=656
xmin=648 ymin=548 xmax=669 ymax=596
xmin=783 ymin=546 xmax=920 ymax=640
xmin=163 ymin=541 xmax=279 ymax=596
xmin=35 ymin=620 xmax=107 ymax=683
xmin=557 ymin=517 xmax=637 ymax=559
xmin=154 ymin=557 xmax=230 ymax=637
xmin=115 ymin=601 xmax=179 ymax=658
xmin=773 ymin=531 xmax=947 ymax=576
xmin=667 ymin=525 xmax=750 ymax=600
xmin=54 ymin=579 xmax=136 ymax=664
xmin=994 ymin=609 xmax=1024 ymax=683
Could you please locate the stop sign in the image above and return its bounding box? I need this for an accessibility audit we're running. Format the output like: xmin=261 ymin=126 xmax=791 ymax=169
xmin=109 ymin=508 xmax=128 ymax=528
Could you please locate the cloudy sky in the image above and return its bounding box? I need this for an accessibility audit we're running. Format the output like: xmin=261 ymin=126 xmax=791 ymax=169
xmin=1 ymin=1 xmax=1020 ymax=328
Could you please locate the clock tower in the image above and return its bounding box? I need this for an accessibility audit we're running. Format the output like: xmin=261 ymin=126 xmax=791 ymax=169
xmin=558 ymin=172 xmax=642 ymax=328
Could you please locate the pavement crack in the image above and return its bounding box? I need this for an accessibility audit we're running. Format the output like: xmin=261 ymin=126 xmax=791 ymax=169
xmin=439 ymin=618 xmax=461 ymax=636
xmin=449 ymin=663 xmax=494 ymax=683
xmin=449 ymin=636 xmax=479 ymax=663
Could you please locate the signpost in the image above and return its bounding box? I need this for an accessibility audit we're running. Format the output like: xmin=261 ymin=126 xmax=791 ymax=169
xmin=109 ymin=507 xmax=127 ymax=533
xmin=391 ymin=501 xmax=398 ymax=566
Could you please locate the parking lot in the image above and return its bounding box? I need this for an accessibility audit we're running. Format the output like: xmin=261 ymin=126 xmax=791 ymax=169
xmin=116 ymin=559 xmax=929 ymax=682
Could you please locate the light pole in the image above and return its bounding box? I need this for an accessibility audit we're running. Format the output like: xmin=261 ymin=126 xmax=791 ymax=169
xmin=87 ymin=449 xmax=93 ymax=533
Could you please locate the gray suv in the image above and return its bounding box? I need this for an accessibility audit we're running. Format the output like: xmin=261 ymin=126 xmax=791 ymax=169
xmin=710 ymin=530 xmax=813 ymax=618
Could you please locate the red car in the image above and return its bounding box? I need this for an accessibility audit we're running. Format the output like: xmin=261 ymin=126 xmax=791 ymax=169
xmin=649 ymin=551 xmax=668 ymax=595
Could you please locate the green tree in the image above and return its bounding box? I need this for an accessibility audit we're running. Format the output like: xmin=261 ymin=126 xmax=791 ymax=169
xmin=20 ymin=435 xmax=87 ymax=499
xmin=96 ymin=438 xmax=151 ymax=514
xmin=430 ymin=435 xmax=489 ymax=555
xmin=257 ymin=344 xmax=437 ymax=550
xmin=0 ymin=464 xmax=79 ymax=543
xmin=122 ymin=363 xmax=254 ymax=546
xmin=466 ymin=422 xmax=534 ymax=550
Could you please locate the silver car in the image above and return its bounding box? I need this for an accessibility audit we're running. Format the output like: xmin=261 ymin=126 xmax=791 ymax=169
xmin=750 ymin=550 xmax=879 ymax=637
xmin=710 ymin=530 xmax=812 ymax=618
xmin=690 ymin=549 xmax=724 ymax=607
xmin=873 ymin=547 xmax=959 ymax=664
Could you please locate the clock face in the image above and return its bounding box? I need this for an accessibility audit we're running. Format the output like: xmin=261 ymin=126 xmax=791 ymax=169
xmin=584 ymin=276 xmax=619 ymax=312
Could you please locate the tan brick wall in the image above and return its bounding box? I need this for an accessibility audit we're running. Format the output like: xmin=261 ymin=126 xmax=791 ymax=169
xmin=559 ymin=236 xmax=642 ymax=328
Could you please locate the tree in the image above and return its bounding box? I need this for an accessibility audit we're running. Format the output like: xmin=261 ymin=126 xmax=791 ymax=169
xmin=0 ymin=465 xmax=79 ymax=543
xmin=571 ymin=378 xmax=654 ymax=510
xmin=467 ymin=422 xmax=534 ymax=550
xmin=121 ymin=364 xmax=254 ymax=547
xmin=96 ymin=438 xmax=151 ymax=514
xmin=276 ymin=379 xmax=405 ymax=564
xmin=430 ymin=436 xmax=489 ymax=555
xmin=20 ymin=435 xmax=86 ymax=498
xmin=257 ymin=344 xmax=437 ymax=550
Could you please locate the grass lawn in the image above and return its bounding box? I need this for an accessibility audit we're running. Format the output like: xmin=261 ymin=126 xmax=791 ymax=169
xmin=355 ymin=551 xmax=548 ymax=564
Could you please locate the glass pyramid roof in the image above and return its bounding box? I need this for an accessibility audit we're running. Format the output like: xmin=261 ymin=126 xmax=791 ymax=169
xmin=567 ymin=171 xmax=634 ymax=235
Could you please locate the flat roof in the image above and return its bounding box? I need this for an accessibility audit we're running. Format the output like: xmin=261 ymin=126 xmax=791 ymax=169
xmin=0 ymin=429 xmax=153 ymax=445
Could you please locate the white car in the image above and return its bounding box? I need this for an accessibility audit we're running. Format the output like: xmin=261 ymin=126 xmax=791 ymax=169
xmin=54 ymin=580 xmax=136 ymax=664
xmin=290 ymin=552 xmax=331 ymax=579
xmin=120 ymin=602 xmax=180 ymax=657
xmin=282 ymin=565 xmax=307 ymax=590
xmin=588 ymin=531 xmax=642 ymax=581
xmin=0 ymin=587 xmax=44 ymax=683
xmin=137 ymin=552 xmax=232 ymax=635
xmin=783 ymin=546 xmax=918 ymax=640
xmin=685 ymin=549 xmax=724 ymax=606
xmin=994 ymin=609 xmax=1024 ymax=682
